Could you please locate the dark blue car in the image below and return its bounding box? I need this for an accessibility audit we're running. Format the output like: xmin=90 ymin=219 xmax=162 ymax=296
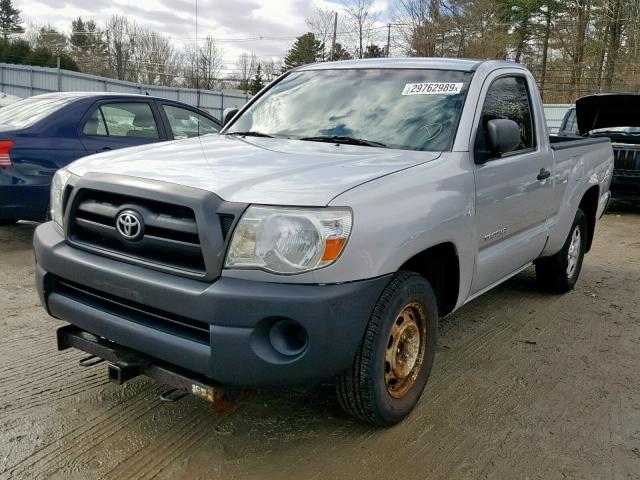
xmin=0 ymin=92 xmax=221 ymax=224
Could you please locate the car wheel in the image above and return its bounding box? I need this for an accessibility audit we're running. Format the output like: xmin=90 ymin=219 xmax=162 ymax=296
xmin=0 ymin=219 xmax=18 ymax=226
xmin=336 ymin=271 xmax=438 ymax=426
xmin=535 ymin=209 xmax=587 ymax=294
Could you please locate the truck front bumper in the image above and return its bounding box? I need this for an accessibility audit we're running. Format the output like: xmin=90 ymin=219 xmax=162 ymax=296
xmin=34 ymin=222 xmax=391 ymax=386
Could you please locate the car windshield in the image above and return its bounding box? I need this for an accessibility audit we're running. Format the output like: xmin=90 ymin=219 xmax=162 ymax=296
xmin=0 ymin=95 xmax=77 ymax=128
xmin=227 ymin=68 xmax=472 ymax=152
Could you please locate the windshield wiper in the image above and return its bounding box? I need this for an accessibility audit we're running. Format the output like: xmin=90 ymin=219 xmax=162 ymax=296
xmin=298 ymin=135 xmax=387 ymax=148
xmin=227 ymin=131 xmax=274 ymax=138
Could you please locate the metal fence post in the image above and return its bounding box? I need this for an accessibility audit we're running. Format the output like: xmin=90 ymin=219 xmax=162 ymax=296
xmin=57 ymin=56 xmax=61 ymax=92
xmin=220 ymin=91 xmax=224 ymax=120
xmin=29 ymin=67 xmax=34 ymax=96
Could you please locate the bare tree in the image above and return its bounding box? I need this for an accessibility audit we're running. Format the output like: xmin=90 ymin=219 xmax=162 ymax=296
xmin=130 ymin=29 xmax=180 ymax=86
xmin=306 ymin=6 xmax=336 ymax=60
xmin=236 ymin=52 xmax=259 ymax=91
xmin=341 ymin=0 xmax=379 ymax=59
xmin=105 ymin=15 xmax=137 ymax=81
xmin=261 ymin=58 xmax=283 ymax=82
xmin=183 ymin=36 xmax=223 ymax=90
xmin=394 ymin=0 xmax=441 ymax=57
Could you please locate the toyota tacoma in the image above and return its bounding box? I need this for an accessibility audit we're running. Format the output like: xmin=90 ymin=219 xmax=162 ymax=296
xmin=34 ymin=59 xmax=613 ymax=426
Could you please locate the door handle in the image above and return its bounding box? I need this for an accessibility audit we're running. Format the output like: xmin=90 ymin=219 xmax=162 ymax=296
xmin=101 ymin=147 xmax=112 ymax=151
xmin=537 ymin=168 xmax=551 ymax=181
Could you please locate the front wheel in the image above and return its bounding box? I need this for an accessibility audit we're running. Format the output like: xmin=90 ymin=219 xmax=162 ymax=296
xmin=336 ymin=272 xmax=438 ymax=426
xmin=535 ymin=209 xmax=588 ymax=293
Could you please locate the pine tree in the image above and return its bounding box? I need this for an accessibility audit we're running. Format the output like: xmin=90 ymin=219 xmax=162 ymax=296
xmin=332 ymin=42 xmax=352 ymax=60
xmin=249 ymin=64 xmax=265 ymax=95
xmin=283 ymin=32 xmax=323 ymax=71
xmin=70 ymin=17 xmax=108 ymax=74
xmin=1 ymin=38 xmax=28 ymax=64
xmin=0 ymin=0 xmax=23 ymax=40
xmin=364 ymin=44 xmax=384 ymax=58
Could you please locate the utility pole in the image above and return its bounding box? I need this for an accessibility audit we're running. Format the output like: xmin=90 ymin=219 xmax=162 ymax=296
xmin=330 ymin=11 xmax=338 ymax=61
xmin=195 ymin=0 xmax=200 ymax=106
xmin=386 ymin=23 xmax=391 ymax=58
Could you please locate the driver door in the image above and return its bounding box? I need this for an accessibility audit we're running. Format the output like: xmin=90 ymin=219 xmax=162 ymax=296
xmin=470 ymin=74 xmax=554 ymax=294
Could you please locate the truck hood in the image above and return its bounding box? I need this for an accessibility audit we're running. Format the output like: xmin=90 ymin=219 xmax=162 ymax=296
xmin=576 ymin=94 xmax=640 ymax=135
xmin=68 ymin=134 xmax=441 ymax=206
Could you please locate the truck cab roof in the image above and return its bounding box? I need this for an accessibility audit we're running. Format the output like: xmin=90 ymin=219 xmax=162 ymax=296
xmin=298 ymin=58 xmax=525 ymax=73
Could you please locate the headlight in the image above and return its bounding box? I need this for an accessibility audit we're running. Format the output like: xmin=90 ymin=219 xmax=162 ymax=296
xmin=50 ymin=168 xmax=77 ymax=227
xmin=225 ymin=206 xmax=352 ymax=274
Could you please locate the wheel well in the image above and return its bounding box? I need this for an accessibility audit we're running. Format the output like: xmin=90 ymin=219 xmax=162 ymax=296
xmin=579 ymin=186 xmax=599 ymax=252
xmin=400 ymin=243 xmax=460 ymax=317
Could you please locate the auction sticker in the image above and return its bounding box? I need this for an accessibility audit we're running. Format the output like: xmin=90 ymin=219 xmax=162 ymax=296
xmin=402 ymin=82 xmax=463 ymax=95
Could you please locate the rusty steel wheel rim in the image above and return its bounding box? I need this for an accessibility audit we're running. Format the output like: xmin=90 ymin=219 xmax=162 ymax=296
xmin=384 ymin=302 xmax=428 ymax=399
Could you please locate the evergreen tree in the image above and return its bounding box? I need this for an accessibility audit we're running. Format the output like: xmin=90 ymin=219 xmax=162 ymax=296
xmin=36 ymin=26 xmax=67 ymax=54
xmin=332 ymin=42 xmax=352 ymax=60
xmin=70 ymin=17 xmax=108 ymax=75
xmin=70 ymin=18 xmax=107 ymax=56
xmin=2 ymin=38 xmax=29 ymax=64
xmin=364 ymin=44 xmax=384 ymax=59
xmin=14 ymin=45 xmax=79 ymax=71
xmin=249 ymin=64 xmax=265 ymax=95
xmin=283 ymin=32 xmax=323 ymax=70
xmin=24 ymin=46 xmax=53 ymax=67
xmin=0 ymin=0 xmax=23 ymax=40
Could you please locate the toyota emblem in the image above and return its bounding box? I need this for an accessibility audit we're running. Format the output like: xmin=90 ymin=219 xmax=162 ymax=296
xmin=116 ymin=209 xmax=144 ymax=241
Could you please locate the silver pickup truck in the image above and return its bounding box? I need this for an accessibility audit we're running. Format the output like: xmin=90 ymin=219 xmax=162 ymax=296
xmin=34 ymin=58 xmax=613 ymax=426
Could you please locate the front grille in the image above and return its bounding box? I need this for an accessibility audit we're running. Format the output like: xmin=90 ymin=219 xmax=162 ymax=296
xmin=51 ymin=276 xmax=210 ymax=344
xmin=613 ymin=147 xmax=640 ymax=172
xmin=68 ymin=190 xmax=207 ymax=275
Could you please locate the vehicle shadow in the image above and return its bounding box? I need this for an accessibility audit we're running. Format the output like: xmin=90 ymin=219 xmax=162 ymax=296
xmin=606 ymin=198 xmax=640 ymax=215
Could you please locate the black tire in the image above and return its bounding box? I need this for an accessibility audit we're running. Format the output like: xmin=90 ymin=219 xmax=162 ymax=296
xmin=0 ymin=219 xmax=18 ymax=226
xmin=336 ymin=271 xmax=438 ymax=426
xmin=535 ymin=209 xmax=588 ymax=294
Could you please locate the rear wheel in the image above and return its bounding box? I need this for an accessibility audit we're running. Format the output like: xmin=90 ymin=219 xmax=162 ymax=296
xmin=336 ymin=272 xmax=438 ymax=426
xmin=535 ymin=209 xmax=587 ymax=293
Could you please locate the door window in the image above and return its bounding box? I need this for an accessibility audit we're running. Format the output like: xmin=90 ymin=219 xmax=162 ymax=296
xmin=83 ymin=108 xmax=108 ymax=136
xmin=162 ymin=105 xmax=219 ymax=139
xmin=478 ymin=76 xmax=535 ymax=155
xmin=564 ymin=109 xmax=577 ymax=133
xmin=83 ymin=103 xmax=160 ymax=139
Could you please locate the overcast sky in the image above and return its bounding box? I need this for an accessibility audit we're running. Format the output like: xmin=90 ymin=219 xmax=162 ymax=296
xmin=20 ymin=0 xmax=391 ymax=71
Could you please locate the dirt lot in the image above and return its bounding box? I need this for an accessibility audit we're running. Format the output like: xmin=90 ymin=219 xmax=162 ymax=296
xmin=1 ymin=206 xmax=639 ymax=480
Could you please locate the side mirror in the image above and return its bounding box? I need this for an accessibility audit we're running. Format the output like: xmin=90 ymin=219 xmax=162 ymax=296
xmin=222 ymin=108 xmax=238 ymax=127
xmin=486 ymin=119 xmax=521 ymax=156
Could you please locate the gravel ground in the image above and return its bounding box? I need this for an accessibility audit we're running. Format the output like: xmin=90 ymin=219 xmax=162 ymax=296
xmin=0 ymin=204 xmax=639 ymax=480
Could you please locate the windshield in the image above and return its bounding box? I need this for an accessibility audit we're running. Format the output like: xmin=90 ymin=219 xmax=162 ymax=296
xmin=0 ymin=96 xmax=77 ymax=128
xmin=227 ymin=69 xmax=472 ymax=151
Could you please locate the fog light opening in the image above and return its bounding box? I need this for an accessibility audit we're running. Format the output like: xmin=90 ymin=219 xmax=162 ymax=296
xmin=269 ymin=319 xmax=308 ymax=357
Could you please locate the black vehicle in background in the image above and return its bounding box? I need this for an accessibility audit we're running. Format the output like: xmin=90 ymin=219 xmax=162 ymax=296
xmin=558 ymin=94 xmax=640 ymax=200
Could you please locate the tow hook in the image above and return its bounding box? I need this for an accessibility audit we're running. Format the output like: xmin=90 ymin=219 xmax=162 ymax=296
xmin=57 ymin=325 xmax=254 ymax=413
